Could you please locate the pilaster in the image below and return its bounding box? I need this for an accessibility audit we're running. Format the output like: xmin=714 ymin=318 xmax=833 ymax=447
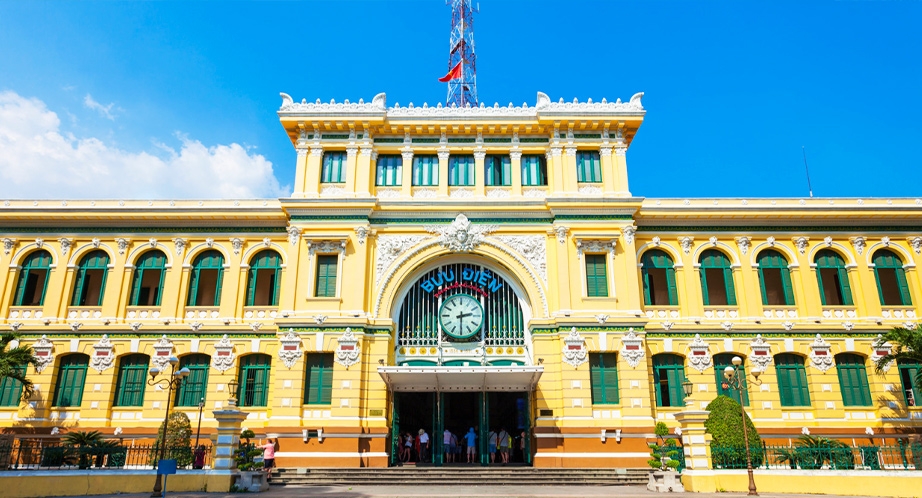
xmin=293 ymin=148 xmax=309 ymax=197
xmin=212 ymin=409 xmax=248 ymax=470
xmin=344 ymin=146 xmax=359 ymax=196
xmin=401 ymin=150 xmax=414 ymax=197
xmin=305 ymin=147 xmax=324 ymax=196
xmin=673 ymin=410 xmax=712 ymax=471
xmin=438 ymin=148 xmax=450 ymax=196
xmin=473 ymin=147 xmax=486 ymax=196
xmin=509 ymin=149 xmax=523 ymax=196
xmin=600 ymin=146 xmax=616 ymax=193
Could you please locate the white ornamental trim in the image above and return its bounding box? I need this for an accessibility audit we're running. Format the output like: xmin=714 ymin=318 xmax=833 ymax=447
xmin=212 ymin=334 xmax=236 ymax=372
xmin=688 ymin=334 xmax=712 ymax=372
xmin=278 ymin=329 xmax=303 ymax=369
xmin=32 ymin=335 xmax=54 ymax=373
xmin=809 ymin=334 xmax=834 ymax=372
xmin=426 ymin=214 xmax=495 ymax=253
xmin=151 ymin=335 xmax=175 ymax=369
xmin=620 ymin=329 xmax=645 ymax=368
xmin=490 ymin=235 xmax=547 ymax=284
xmin=575 ymin=238 xmax=617 ymax=259
xmin=90 ymin=334 xmax=115 ymax=372
xmin=375 ymin=235 xmax=430 ymax=280
xmin=871 ymin=334 xmax=893 ymax=372
xmin=335 ymin=327 xmax=361 ymax=369
xmin=748 ymin=334 xmax=773 ymax=371
xmin=561 ymin=327 xmax=587 ymax=368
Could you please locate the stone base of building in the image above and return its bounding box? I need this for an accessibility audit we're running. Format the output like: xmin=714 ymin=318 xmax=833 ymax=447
xmin=682 ymin=469 xmax=922 ymax=497
xmin=0 ymin=469 xmax=234 ymax=498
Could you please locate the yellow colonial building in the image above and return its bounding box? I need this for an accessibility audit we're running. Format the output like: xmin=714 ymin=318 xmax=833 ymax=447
xmin=1 ymin=90 xmax=921 ymax=469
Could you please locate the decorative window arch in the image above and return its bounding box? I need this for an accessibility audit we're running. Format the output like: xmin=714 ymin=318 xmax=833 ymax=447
xmin=13 ymin=250 xmax=53 ymax=306
xmin=641 ymin=250 xmax=678 ymax=306
xmin=175 ymin=354 xmax=210 ymax=407
xmin=71 ymin=250 xmax=110 ymax=306
xmin=53 ymin=353 xmax=89 ymax=407
xmin=246 ymin=250 xmax=282 ymax=306
xmin=872 ymin=249 xmax=912 ymax=306
xmin=652 ymin=353 xmax=687 ymax=407
xmin=814 ymin=249 xmax=853 ymax=306
xmin=699 ymin=249 xmax=736 ymax=306
xmin=714 ymin=353 xmax=749 ymax=405
xmin=756 ymin=250 xmax=795 ymax=306
xmin=130 ymin=250 xmax=167 ymax=306
xmin=187 ymin=250 xmax=224 ymax=306
xmin=774 ymin=353 xmax=811 ymax=407
xmin=835 ymin=353 xmax=872 ymax=407
xmin=237 ymin=354 xmax=271 ymax=407
xmin=114 ymin=354 xmax=150 ymax=407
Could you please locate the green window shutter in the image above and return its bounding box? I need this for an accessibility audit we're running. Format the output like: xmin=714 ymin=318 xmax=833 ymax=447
xmin=375 ymin=155 xmax=403 ymax=187
xmin=115 ymin=354 xmax=148 ymax=407
xmin=238 ymin=355 xmax=271 ymax=407
xmin=130 ymin=266 xmax=145 ymax=306
xmin=71 ymin=266 xmax=88 ymax=306
xmin=699 ymin=267 xmax=710 ymax=306
xmin=0 ymin=366 xmax=26 ymax=407
xmin=54 ymin=355 xmax=88 ymax=407
xmin=585 ymin=255 xmax=608 ymax=297
xmin=175 ymin=354 xmax=210 ymax=407
xmin=641 ymin=267 xmax=653 ymax=306
xmin=245 ymin=266 xmax=258 ymax=306
xmin=780 ymin=266 xmax=795 ymax=305
xmin=776 ymin=354 xmax=811 ymax=407
xmin=521 ymin=155 xmax=547 ymax=186
xmin=713 ymin=355 xmax=748 ymax=405
xmin=653 ymin=355 xmax=685 ymax=407
xmin=838 ymin=267 xmax=853 ymax=305
xmin=589 ymin=353 xmax=619 ymax=405
xmin=895 ymin=266 xmax=912 ymax=305
xmin=836 ymin=354 xmax=872 ymax=407
xmin=576 ymin=151 xmax=602 ymax=183
xmin=665 ymin=267 xmax=678 ymax=306
xmin=321 ymin=152 xmax=346 ymax=183
xmin=815 ymin=267 xmax=828 ymax=306
xmin=757 ymin=266 xmax=770 ymax=305
xmin=315 ymin=255 xmax=338 ymax=297
xmin=305 ymin=354 xmax=334 ymax=405
xmin=723 ymin=268 xmax=737 ymax=306
xmin=14 ymin=268 xmax=29 ymax=306
xmin=213 ymin=266 xmax=224 ymax=307
xmin=186 ymin=268 xmax=199 ymax=306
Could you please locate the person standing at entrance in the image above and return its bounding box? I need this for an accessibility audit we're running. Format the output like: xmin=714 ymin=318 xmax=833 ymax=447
xmin=405 ymin=432 xmax=415 ymax=463
xmin=418 ymin=429 xmax=430 ymax=463
xmin=488 ymin=429 xmax=498 ymax=464
xmin=519 ymin=430 xmax=526 ymax=463
xmin=498 ymin=428 xmax=511 ymax=465
xmin=443 ymin=428 xmax=453 ymax=463
xmin=464 ymin=427 xmax=477 ymax=464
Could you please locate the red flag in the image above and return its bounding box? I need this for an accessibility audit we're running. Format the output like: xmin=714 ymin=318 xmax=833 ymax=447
xmin=438 ymin=62 xmax=462 ymax=82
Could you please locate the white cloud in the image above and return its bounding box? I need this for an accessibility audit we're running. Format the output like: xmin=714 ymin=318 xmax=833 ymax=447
xmin=83 ymin=93 xmax=117 ymax=120
xmin=0 ymin=91 xmax=288 ymax=199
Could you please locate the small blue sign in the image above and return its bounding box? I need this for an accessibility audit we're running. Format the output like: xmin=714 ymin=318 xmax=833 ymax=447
xmin=157 ymin=459 xmax=177 ymax=475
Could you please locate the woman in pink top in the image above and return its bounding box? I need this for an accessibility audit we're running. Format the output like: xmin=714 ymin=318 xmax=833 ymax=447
xmin=257 ymin=439 xmax=279 ymax=480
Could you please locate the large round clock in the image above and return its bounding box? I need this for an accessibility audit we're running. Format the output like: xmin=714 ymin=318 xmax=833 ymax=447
xmin=438 ymin=294 xmax=484 ymax=341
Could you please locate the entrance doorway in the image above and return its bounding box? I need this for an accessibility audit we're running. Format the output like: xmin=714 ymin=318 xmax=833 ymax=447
xmin=390 ymin=391 xmax=531 ymax=466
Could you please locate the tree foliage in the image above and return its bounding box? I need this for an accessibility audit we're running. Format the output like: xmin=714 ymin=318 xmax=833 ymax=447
xmin=647 ymin=422 xmax=680 ymax=471
xmin=152 ymin=412 xmax=193 ymax=467
xmin=0 ymin=333 xmax=37 ymax=402
xmin=875 ymin=326 xmax=922 ymax=390
xmin=705 ymin=395 xmax=763 ymax=467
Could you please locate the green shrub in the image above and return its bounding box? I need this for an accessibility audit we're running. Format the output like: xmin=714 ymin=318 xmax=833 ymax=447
xmin=151 ymin=412 xmax=194 ymax=467
xmin=705 ymin=395 xmax=763 ymax=468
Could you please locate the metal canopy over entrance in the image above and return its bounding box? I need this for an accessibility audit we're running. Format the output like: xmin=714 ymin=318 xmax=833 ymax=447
xmin=377 ymin=365 xmax=543 ymax=392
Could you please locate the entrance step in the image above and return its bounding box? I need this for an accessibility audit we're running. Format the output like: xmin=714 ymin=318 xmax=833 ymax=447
xmin=269 ymin=467 xmax=650 ymax=487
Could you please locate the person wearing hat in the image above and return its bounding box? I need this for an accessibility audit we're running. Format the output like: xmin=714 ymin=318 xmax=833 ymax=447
xmin=418 ymin=428 xmax=430 ymax=463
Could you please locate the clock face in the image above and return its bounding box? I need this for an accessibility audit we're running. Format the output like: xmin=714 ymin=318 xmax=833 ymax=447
xmin=438 ymin=294 xmax=484 ymax=341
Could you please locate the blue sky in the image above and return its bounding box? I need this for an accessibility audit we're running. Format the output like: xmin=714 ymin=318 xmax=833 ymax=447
xmin=0 ymin=1 xmax=920 ymax=199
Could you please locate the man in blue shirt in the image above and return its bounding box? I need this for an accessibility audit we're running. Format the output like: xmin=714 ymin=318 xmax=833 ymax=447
xmin=464 ymin=427 xmax=477 ymax=463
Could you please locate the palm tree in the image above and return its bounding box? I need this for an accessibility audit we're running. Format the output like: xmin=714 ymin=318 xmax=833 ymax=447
xmin=874 ymin=325 xmax=922 ymax=393
xmin=0 ymin=333 xmax=37 ymax=401
xmin=62 ymin=430 xmax=104 ymax=469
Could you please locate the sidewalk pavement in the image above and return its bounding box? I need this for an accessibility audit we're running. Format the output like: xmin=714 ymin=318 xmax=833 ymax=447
xmin=63 ymin=484 xmax=878 ymax=498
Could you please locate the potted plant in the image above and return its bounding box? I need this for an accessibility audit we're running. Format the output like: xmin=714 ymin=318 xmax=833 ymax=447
xmin=233 ymin=429 xmax=268 ymax=492
xmin=646 ymin=422 xmax=685 ymax=493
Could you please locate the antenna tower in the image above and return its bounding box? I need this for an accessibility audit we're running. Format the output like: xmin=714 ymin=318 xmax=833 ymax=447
xmin=445 ymin=0 xmax=478 ymax=107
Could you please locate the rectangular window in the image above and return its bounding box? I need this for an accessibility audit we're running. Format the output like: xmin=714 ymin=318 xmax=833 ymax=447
xmin=321 ymin=151 xmax=347 ymax=183
xmin=53 ymin=357 xmax=88 ymax=407
xmin=576 ymin=151 xmax=602 ymax=183
xmin=375 ymin=155 xmax=403 ymax=186
xmin=485 ymin=155 xmax=511 ymax=186
xmin=585 ymin=254 xmax=608 ymax=297
xmin=0 ymin=366 xmax=26 ymax=407
xmin=838 ymin=365 xmax=872 ymax=407
xmin=589 ymin=353 xmax=619 ymax=404
xmin=448 ymin=155 xmax=475 ymax=186
xmin=777 ymin=364 xmax=811 ymax=407
xmin=239 ymin=357 xmax=271 ymax=407
xmin=114 ymin=359 xmax=147 ymax=407
xmin=305 ymin=354 xmax=334 ymax=405
xmin=653 ymin=363 xmax=686 ymax=407
xmin=900 ymin=363 xmax=922 ymax=406
xmin=315 ymin=255 xmax=338 ymax=298
xmin=521 ymin=155 xmax=548 ymax=186
xmin=175 ymin=356 xmax=210 ymax=407
xmin=412 ymin=155 xmax=439 ymax=186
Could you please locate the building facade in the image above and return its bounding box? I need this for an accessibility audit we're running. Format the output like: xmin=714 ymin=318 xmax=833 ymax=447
xmin=1 ymin=91 xmax=921 ymax=468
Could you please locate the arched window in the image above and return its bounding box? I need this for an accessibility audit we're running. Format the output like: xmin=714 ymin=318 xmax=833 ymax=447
xmin=187 ymin=251 xmax=224 ymax=306
xmin=237 ymin=354 xmax=271 ymax=407
xmin=246 ymin=251 xmax=282 ymax=306
xmin=775 ymin=353 xmax=811 ymax=407
xmin=835 ymin=353 xmax=872 ymax=407
xmin=130 ymin=251 xmax=166 ymax=306
xmin=71 ymin=250 xmax=110 ymax=306
xmin=652 ymin=354 xmax=687 ymax=407
xmin=53 ymin=354 xmax=89 ymax=407
xmin=13 ymin=250 xmax=52 ymax=306
xmin=175 ymin=354 xmax=210 ymax=407
xmin=114 ymin=354 xmax=150 ymax=407
xmin=0 ymin=365 xmax=26 ymax=407
xmin=872 ymin=250 xmax=912 ymax=306
xmin=814 ymin=250 xmax=853 ymax=306
xmin=714 ymin=353 xmax=749 ymax=405
xmin=642 ymin=250 xmax=678 ymax=306
xmin=699 ymin=250 xmax=736 ymax=306
xmin=757 ymin=250 xmax=795 ymax=306
xmin=898 ymin=359 xmax=921 ymax=407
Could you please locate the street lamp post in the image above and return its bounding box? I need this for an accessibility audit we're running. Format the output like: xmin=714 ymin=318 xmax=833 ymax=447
xmin=147 ymin=356 xmax=191 ymax=498
xmin=194 ymin=397 xmax=205 ymax=449
xmin=722 ymin=356 xmax=762 ymax=496
xmin=681 ymin=379 xmax=694 ymax=407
